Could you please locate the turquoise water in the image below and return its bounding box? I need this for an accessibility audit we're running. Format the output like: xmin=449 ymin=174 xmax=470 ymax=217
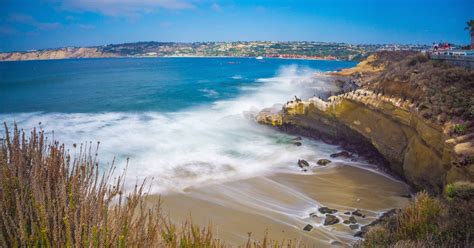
xmin=0 ymin=58 xmax=354 ymax=113
xmin=1 ymin=58 xmax=356 ymax=193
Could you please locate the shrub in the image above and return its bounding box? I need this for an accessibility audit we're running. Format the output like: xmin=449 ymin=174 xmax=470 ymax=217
xmin=393 ymin=192 xmax=441 ymax=241
xmin=0 ymin=124 xmax=222 ymax=247
xmin=445 ymin=181 xmax=474 ymax=200
xmin=452 ymin=123 xmax=468 ymax=135
xmin=362 ymin=226 xmax=392 ymax=248
xmin=359 ymin=191 xmax=474 ymax=247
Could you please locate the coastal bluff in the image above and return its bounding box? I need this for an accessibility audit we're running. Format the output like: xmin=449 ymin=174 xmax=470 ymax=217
xmin=257 ymin=92 xmax=472 ymax=193
xmin=257 ymin=52 xmax=474 ymax=194
xmin=0 ymin=47 xmax=116 ymax=61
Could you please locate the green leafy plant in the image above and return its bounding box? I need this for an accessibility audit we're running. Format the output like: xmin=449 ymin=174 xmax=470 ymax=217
xmin=453 ymin=123 xmax=468 ymax=135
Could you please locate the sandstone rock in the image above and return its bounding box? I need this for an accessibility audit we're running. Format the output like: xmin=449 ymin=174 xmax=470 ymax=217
xmin=256 ymin=86 xmax=473 ymax=194
xmin=317 ymin=159 xmax=332 ymax=166
xmin=324 ymin=215 xmax=339 ymax=225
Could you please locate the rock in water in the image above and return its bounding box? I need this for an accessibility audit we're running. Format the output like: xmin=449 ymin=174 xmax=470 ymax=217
xmin=343 ymin=216 xmax=357 ymax=224
xmin=352 ymin=210 xmax=366 ymax=218
xmin=317 ymin=159 xmax=332 ymax=166
xmin=292 ymin=136 xmax=303 ymax=141
xmin=330 ymin=151 xmax=352 ymax=158
xmin=293 ymin=141 xmax=302 ymax=146
xmin=324 ymin=215 xmax=340 ymax=225
xmin=319 ymin=207 xmax=338 ymax=214
xmin=349 ymin=224 xmax=360 ymax=230
xmin=297 ymin=159 xmax=310 ymax=168
xmin=303 ymin=224 xmax=313 ymax=231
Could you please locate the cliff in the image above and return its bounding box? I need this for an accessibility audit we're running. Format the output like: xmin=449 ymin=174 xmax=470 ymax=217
xmin=257 ymin=52 xmax=474 ymax=194
xmin=0 ymin=47 xmax=117 ymax=61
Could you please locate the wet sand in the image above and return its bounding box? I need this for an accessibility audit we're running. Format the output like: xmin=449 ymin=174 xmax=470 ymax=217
xmin=149 ymin=163 xmax=410 ymax=247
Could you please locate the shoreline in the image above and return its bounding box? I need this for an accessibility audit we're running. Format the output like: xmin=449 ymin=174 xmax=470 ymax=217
xmin=153 ymin=163 xmax=410 ymax=246
xmin=0 ymin=55 xmax=351 ymax=63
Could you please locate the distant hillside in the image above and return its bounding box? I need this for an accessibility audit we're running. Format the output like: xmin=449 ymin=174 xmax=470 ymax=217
xmin=0 ymin=47 xmax=117 ymax=61
xmin=0 ymin=41 xmax=430 ymax=62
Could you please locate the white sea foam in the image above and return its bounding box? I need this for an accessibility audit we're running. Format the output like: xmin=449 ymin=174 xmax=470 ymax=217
xmin=231 ymin=75 xmax=242 ymax=79
xmin=0 ymin=65 xmax=342 ymax=194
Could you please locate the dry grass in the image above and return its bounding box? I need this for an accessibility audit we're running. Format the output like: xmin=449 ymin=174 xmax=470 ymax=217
xmin=393 ymin=192 xmax=441 ymax=240
xmin=366 ymin=52 xmax=474 ymax=124
xmin=357 ymin=191 xmax=474 ymax=248
xmin=0 ymin=124 xmax=296 ymax=247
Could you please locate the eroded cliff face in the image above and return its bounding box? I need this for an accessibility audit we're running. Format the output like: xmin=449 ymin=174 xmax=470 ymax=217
xmin=0 ymin=48 xmax=117 ymax=61
xmin=257 ymin=90 xmax=473 ymax=194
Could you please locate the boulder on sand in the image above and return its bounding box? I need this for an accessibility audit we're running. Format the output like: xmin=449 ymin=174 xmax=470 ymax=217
xmin=349 ymin=224 xmax=359 ymax=230
xmin=303 ymin=224 xmax=313 ymax=231
xmin=352 ymin=209 xmax=366 ymax=218
xmin=297 ymin=159 xmax=310 ymax=168
xmin=343 ymin=216 xmax=357 ymax=224
xmin=317 ymin=159 xmax=332 ymax=166
xmin=319 ymin=207 xmax=338 ymax=214
xmin=324 ymin=215 xmax=340 ymax=225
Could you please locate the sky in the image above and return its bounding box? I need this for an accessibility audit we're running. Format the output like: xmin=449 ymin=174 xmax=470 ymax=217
xmin=0 ymin=0 xmax=472 ymax=52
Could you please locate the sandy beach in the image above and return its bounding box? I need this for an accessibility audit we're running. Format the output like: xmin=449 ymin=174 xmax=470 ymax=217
xmin=151 ymin=162 xmax=410 ymax=247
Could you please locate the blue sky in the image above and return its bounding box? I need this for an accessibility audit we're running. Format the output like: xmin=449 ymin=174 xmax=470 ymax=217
xmin=0 ymin=0 xmax=472 ymax=52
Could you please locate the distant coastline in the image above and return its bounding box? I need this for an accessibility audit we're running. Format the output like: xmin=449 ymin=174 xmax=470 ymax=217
xmin=0 ymin=54 xmax=346 ymax=62
xmin=0 ymin=41 xmax=430 ymax=62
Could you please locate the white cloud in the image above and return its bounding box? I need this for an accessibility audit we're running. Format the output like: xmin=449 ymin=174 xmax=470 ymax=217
xmin=61 ymin=0 xmax=196 ymax=16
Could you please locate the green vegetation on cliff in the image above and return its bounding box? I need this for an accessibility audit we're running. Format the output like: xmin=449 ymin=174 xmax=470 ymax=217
xmin=358 ymin=184 xmax=474 ymax=247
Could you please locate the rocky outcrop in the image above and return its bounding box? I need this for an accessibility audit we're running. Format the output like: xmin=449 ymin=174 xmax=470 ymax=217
xmin=257 ymin=90 xmax=474 ymax=194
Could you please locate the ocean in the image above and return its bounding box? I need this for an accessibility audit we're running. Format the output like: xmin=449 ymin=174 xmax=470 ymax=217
xmin=0 ymin=57 xmax=356 ymax=192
